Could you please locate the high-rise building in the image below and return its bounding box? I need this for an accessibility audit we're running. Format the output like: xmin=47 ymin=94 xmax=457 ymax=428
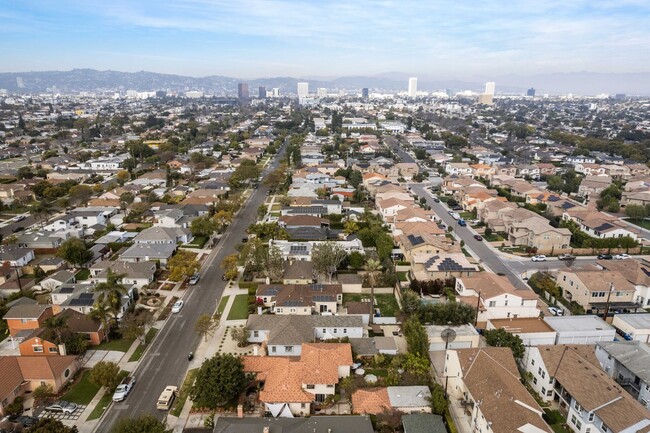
xmin=527 ymin=88 xmax=536 ymax=97
xmin=271 ymin=88 xmax=280 ymax=97
xmin=238 ymin=83 xmax=249 ymax=99
xmin=408 ymin=77 xmax=418 ymax=97
xmin=362 ymin=88 xmax=369 ymax=99
xmin=297 ymin=82 xmax=309 ymax=98
xmin=485 ymin=82 xmax=496 ymax=96
xmin=316 ymin=87 xmax=327 ymax=97
xmin=155 ymin=90 xmax=166 ymax=98
xmin=258 ymin=86 xmax=266 ymax=98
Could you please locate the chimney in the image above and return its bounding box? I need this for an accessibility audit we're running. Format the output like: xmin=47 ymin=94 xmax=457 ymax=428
xmin=253 ymin=345 xmax=259 ymax=356
xmin=237 ymin=404 xmax=244 ymax=418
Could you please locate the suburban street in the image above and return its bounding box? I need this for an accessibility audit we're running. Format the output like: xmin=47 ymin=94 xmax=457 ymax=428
xmin=95 ymin=144 xmax=285 ymax=432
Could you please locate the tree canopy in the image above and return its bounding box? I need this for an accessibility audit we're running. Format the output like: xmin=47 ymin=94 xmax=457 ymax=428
xmin=189 ymin=353 xmax=246 ymax=408
xmin=110 ymin=414 xmax=171 ymax=433
xmin=484 ymin=328 xmax=525 ymax=359
xmin=57 ymin=238 xmax=93 ymax=267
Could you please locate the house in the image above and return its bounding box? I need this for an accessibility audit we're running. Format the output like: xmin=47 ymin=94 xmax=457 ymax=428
xmin=0 ymin=246 xmax=35 ymax=267
xmin=90 ymin=260 xmax=156 ymax=288
xmin=2 ymin=301 xmax=53 ymax=336
xmin=596 ymin=259 xmax=650 ymax=308
xmin=256 ymin=283 xmax=343 ymax=315
xmin=213 ymin=416 xmax=375 ymax=433
xmin=348 ymin=336 xmax=398 ymax=356
xmin=544 ymin=315 xmax=616 ymax=344
xmin=426 ymin=324 xmax=480 ymax=351
xmin=523 ymin=345 xmax=650 ymax=432
xmin=595 ymin=341 xmax=650 ymax=409
xmin=132 ymin=226 xmax=192 ymax=244
xmin=17 ymin=232 xmax=65 ymax=250
xmin=410 ymin=253 xmax=479 ymax=281
xmin=246 ymin=315 xmax=364 ymax=356
xmin=0 ymin=356 xmax=78 ymax=416
xmin=19 ymin=330 xmax=61 ymax=356
xmin=556 ymin=266 xmax=639 ymax=313
xmin=507 ymin=218 xmax=572 ymax=253
xmin=486 ymin=317 xmax=557 ymax=346
xmin=578 ymin=175 xmax=612 ymax=201
xmin=119 ymin=243 xmax=176 ymax=266
xmin=352 ymin=386 xmax=432 ymax=415
xmin=455 ymin=273 xmax=540 ymax=325
xmin=402 ymin=414 xmax=446 ymax=433
xmin=612 ymin=313 xmax=650 ymax=343
xmin=376 ymin=198 xmax=414 ymax=218
xmin=39 ymin=270 xmax=77 ymax=292
xmin=395 ymin=163 xmax=420 ymax=180
xmin=282 ymin=261 xmax=316 ymax=285
xmin=397 ymin=233 xmax=458 ymax=262
xmin=243 ymin=343 xmax=353 ymax=416
xmin=445 ymin=347 xmax=552 ymax=433
xmin=445 ymin=162 xmax=472 ymax=176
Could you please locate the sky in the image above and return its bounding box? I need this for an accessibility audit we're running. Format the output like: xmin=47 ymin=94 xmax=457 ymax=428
xmin=1 ymin=0 xmax=649 ymax=79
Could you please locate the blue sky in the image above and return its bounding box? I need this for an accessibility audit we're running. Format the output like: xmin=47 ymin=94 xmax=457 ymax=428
xmin=1 ymin=0 xmax=649 ymax=78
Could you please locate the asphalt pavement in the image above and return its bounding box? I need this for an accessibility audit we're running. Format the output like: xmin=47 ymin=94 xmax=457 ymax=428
xmin=95 ymin=145 xmax=286 ymax=432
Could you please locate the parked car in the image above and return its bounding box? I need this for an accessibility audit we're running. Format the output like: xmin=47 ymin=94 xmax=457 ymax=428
xmin=597 ymin=253 xmax=613 ymax=260
xmin=188 ymin=274 xmax=200 ymax=285
xmin=12 ymin=226 xmax=23 ymax=233
xmin=473 ymin=235 xmax=483 ymax=241
xmin=14 ymin=415 xmax=38 ymax=428
xmin=156 ymin=386 xmax=178 ymax=410
xmin=614 ymin=253 xmax=631 ymax=260
xmin=458 ymin=220 xmax=467 ymax=227
xmin=557 ymin=254 xmax=576 ymax=261
xmin=45 ymin=401 xmax=78 ymax=414
xmin=531 ymin=255 xmax=547 ymax=262
xmin=12 ymin=215 xmax=26 ymax=222
xmin=433 ymin=197 xmax=440 ymax=203
xmin=171 ymin=300 xmax=184 ymax=313
xmin=113 ymin=376 xmax=136 ymax=402
xmin=547 ymin=306 xmax=564 ymax=316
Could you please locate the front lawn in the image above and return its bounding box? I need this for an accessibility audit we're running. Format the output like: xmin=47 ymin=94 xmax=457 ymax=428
xmin=185 ymin=236 xmax=208 ymax=248
xmin=227 ymin=294 xmax=250 ymax=320
xmin=128 ymin=328 xmax=159 ymax=362
xmin=171 ymin=368 xmax=198 ymax=416
xmin=483 ymin=233 xmax=504 ymax=242
xmin=95 ymin=337 xmax=135 ymax=353
xmin=218 ymin=296 xmax=230 ymax=315
xmin=62 ymin=370 xmax=100 ymax=405
xmin=75 ymin=269 xmax=90 ymax=281
xmin=624 ymin=218 xmax=650 ymax=230
xmin=86 ymin=392 xmax=112 ymax=421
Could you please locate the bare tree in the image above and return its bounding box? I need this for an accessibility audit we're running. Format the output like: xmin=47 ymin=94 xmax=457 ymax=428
xmin=312 ymin=241 xmax=347 ymax=282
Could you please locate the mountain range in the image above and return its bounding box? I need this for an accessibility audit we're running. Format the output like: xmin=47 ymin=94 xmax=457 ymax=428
xmin=1 ymin=69 xmax=649 ymax=96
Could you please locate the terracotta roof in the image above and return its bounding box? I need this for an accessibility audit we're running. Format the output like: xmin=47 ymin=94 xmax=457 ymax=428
xmin=488 ymin=317 xmax=554 ymax=333
xmin=17 ymin=355 xmax=77 ymax=380
xmin=352 ymin=387 xmax=391 ymax=414
xmin=458 ymin=273 xmax=537 ymax=300
xmin=244 ymin=343 xmax=352 ymax=404
xmin=0 ymin=357 xmax=23 ymax=401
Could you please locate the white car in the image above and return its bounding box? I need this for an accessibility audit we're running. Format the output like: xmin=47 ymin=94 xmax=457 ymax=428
xmin=531 ymin=255 xmax=547 ymax=262
xmin=171 ymin=300 xmax=184 ymax=313
xmin=45 ymin=401 xmax=78 ymax=414
xmin=547 ymin=306 xmax=564 ymax=316
xmin=614 ymin=254 xmax=631 ymax=260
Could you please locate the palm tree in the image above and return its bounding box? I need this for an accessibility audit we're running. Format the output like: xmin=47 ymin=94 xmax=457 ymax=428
xmin=43 ymin=314 xmax=69 ymax=344
xmin=364 ymin=258 xmax=383 ymax=325
xmin=94 ymin=270 xmax=129 ymax=311
xmin=88 ymin=299 xmax=116 ymax=342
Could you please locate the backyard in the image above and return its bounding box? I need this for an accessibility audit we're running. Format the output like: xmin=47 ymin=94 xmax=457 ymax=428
xmin=343 ymin=293 xmax=400 ymax=317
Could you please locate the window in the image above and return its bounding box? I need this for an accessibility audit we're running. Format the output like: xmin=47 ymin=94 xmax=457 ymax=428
xmin=323 ymin=329 xmax=326 ymax=333
xmin=574 ymin=402 xmax=582 ymax=412
xmin=64 ymin=368 xmax=70 ymax=378
xmin=271 ymin=346 xmax=276 ymax=353
xmin=542 ymin=387 xmax=546 ymax=395
xmin=327 ymin=384 xmax=334 ymax=388
xmin=547 ymin=390 xmax=553 ymax=397
xmin=602 ymin=423 xmax=609 ymax=433
xmin=253 ymin=331 xmax=259 ymax=337
xmin=533 ymin=377 xmax=538 ymax=385
xmin=333 ymin=329 xmax=337 ymax=333
xmin=285 ymin=346 xmax=293 ymax=352
xmin=301 ymin=403 xmax=306 ymax=409
xmin=33 ymin=345 xmax=43 ymax=353
xmin=588 ymin=412 xmax=594 ymax=421
xmin=571 ymin=415 xmax=577 ymax=425
xmin=541 ymin=371 xmax=546 ymax=379
xmin=306 ymin=384 xmax=315 ymax=389
xmin=538 ymin=367 xmax=543 ymax=375
xmin=489 ymin=301 xmax=496 ymax=307
xmin=48 ymin=347 xmax=58 ymax=353
xmin=576 ymin=419 xmax=582 ymax=429
xmin=343 ymin=328 xmax=347 ymax=334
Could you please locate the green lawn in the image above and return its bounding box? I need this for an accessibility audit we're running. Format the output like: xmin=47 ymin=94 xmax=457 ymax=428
xmin=128 ymin=328 xmax=159 ymax=362
xmin=375 ymin=294 xmax=399 ymax=317
xmin=185 ymin=236 xmax=208 ymax=248
xmin=171 ymin=368 xmax=198 ymax=416
xmin=397 ymin=272 xmax=408 ymax=282
xmin=95 ymin=337 xmax=135 ymax=352
xmin=227 ymin=294 xmax=250 ymax=320
xmin=459 ymin=212 xmax=474 ymax=220
xmin=75 ymin=269 xmax=90 ymax=281
xmin=62 ymin=371 xmax=101 ymax=405
xmin=86 ymin=392 xmax=112 ymax=421
xmin=624 ymin=218 xmax=650 ymax=230
xmin=483 ymin=233 xmax=504 ymax=242
xmin=218 ymin=296 xmax=230 ymax=315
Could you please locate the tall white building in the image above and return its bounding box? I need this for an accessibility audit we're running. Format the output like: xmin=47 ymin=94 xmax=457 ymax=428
xmin=271 ymin=88 xmax=280 ymax=97
xmin=297 ymin=82 xmax=309 ymax=97
xmin=485 ymin=82 xmax=496 ymax=96
xmin=316 ymin=87 xmax=327 ymax=97
xmin=408 ymin=77 xmax=418 ymax=97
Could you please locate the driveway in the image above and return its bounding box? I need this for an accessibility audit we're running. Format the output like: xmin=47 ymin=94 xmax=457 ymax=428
xmin=82 ymin=350 xmax=125 ymax=368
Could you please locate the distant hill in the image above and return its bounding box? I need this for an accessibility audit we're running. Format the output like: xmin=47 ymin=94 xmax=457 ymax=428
xmin=0 ymin=68 xmax=648 ymax=96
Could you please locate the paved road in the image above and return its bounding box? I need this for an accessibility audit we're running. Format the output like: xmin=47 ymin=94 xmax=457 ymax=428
xmin=95 ymin=144 xmax=286 ymax=432
xmin=0 ymin=214 xmax=39 ymax=237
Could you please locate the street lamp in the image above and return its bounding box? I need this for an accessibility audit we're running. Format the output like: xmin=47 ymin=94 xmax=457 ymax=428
xmin=0 ymin=246 xmax=23 ymax=293
xmin=603 ymin=282 xmax=616 ymax=320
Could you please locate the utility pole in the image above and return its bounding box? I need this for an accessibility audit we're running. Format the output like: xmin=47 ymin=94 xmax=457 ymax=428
xmin=474 ymin=291 xmax=481 ymax=327
xmin=603 ymin=282 xmax=615 ymax=321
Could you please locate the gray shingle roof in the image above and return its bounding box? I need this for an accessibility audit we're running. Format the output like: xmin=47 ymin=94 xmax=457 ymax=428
xmin=247 ymin=315 xmax=363 ymax=346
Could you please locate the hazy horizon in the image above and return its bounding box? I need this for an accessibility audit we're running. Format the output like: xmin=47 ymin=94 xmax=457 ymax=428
xmin=1 ymin=0 xmax=649 ymax=80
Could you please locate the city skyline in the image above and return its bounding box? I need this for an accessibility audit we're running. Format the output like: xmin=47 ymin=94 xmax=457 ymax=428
xmin=1 ymin=0 xmax=649 ymax=79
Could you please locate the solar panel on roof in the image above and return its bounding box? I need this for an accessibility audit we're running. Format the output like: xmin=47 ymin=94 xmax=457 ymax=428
xmin=594 ymin=222 xmax=614 ymax=231
xmin=59 ymin=287 xmax=75 ymax=294
xmin=79 ymin=293 xmax=94 ymax=299
xmin=283 ymin=300 xmax=304 ymax=307
xmin=69 ymin=299 xmax=94 ymax=306
xmin=313 ymin=295 xmax=334 ymax=302
xmin=407 ymin=234 xmax=424 ymax=245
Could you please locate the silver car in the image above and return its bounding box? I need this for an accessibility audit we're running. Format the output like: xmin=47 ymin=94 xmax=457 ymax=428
xmin=45 ymin=400 xmax=78 ymax=414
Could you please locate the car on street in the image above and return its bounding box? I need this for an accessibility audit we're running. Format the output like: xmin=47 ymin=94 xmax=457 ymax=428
xmin=614 ymin=253 xmax=631 ymax=260
xmin=157 ymin=386 xmax=178 ymax=410
xmin=45 ymin=401 xmax=78 ymax=414
xmin=12 ymin=226 xmax=24 ymax=233
xmin=112 ymin=376 xmax=136 ymax=402
xmin=597 ymin=254 xmax=613 ymax=260
xmin=433 ymin=197 xmax=440 ymax=203
xmin=458 ymin=220 xmax=467 ymax=227
xmin=547 ymin=306 xmax=564 ymax=316
xmin=473 ymin=235 xmax=483 ymax=241
xmin=12 ymin=215 xmax=26 ymax=222
xmin=171 ymin=300 xmax=184 ymax=313
xmin=531 ymin=255 xmax=547 ymax=262
xmin=557 ymin=254 xmax=576 ymax=261
xmin=188 ymin=274 xmax=200 ymax=285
